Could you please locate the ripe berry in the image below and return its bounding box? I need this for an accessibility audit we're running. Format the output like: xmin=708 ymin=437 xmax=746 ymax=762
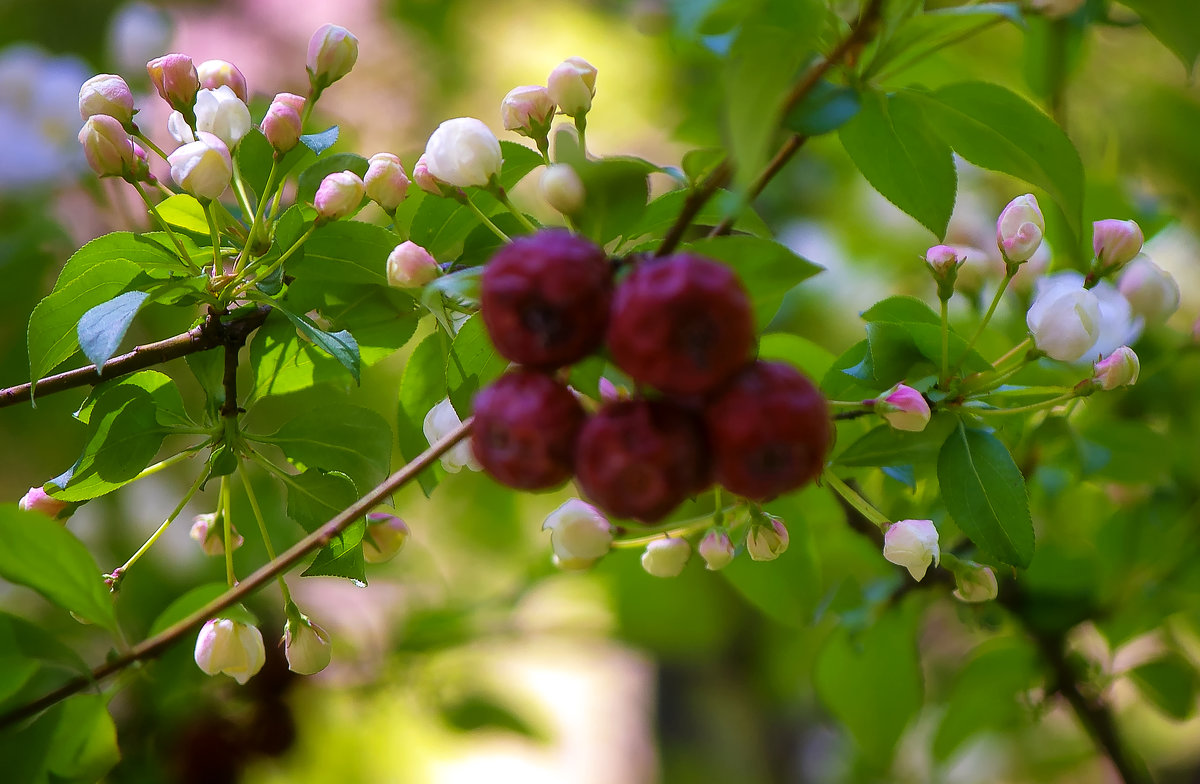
xmin=480 ymin=229 xmax=612 ymax=369
xmin=471 ymin=369 xmax=586 ymax=490
xmin=606 ymin=254 xmax=755 ymax=397
xmin=575 ymin=399 xmax=710 ymax=523
xmin=703 ymin=361 xmax=831 ymax=501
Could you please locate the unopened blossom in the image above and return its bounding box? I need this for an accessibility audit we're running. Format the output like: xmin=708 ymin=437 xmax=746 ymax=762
xmin=18 ymin=486 xmax=68 ymax=519
xmin=197 ymin=59 xmax=248 ymax=103
xmin=363 ymin=511 xmax=410 ymax=563
xmin=412 ymin=154 xmax=446 ymax=196
xmin=876 ymin=384 xmax=930 ymax=432
xmin=543 ymin=498 xmax=612 ymax=569
xmin=194 ymin=618 xmax=265 ymax=684
xmin=1118 ymin=256 xmax=1180 ymax=324
xmin=1028 ymin=271 xmax=1140 ymax=362
xmin=641 ymin=537 xmax=691 ymax=578
xmin=78 ymin=74 xmax=134 ymax=126
xmin=501 ymin=85 xmax=555 ymax=138
xmin=189 ymin=512 xmax=243 ymax=556
xmin=547 ymin=57 xmax=597 ymax=117
xmin=78 ymin=114 xmax=134 ymax=178
xmin=883 ymin=519 xmax=939 ymax=581
xmin=423 ymin=117 xmax=503 ymax=188
xmin=423 ymin=398 xmax=481 ymax=473
xmin=147 ymin=53 xmax=199 ymax=112
xmin=1093 ymin=219 xmax=1143 ymax=274
xmin=194 ymin=85 xmax=251 ymax=149
xmin=698 ymin=529 xmax=735 ymax=571
xmin=307 ymin=24 xmax=358 ymax=88
xmin=167 ymin=131 xmax=232 ymax=201
xmin=283 ymin=613 xmax=332 ymax=675
xmin=996 ymin=194 xmax=1045 ymax=263
xmin=313 ymin=170 xmax=365 ymax=221
xmin=1093 ymin=346 xmax=1140 ymax=390
xmin=167 ymin=110 xmax=195 ymax=144
xmin=364 ymin=152 xmax=411 ymax=212
xmin=261 ymin=96 xmax=302 ymax=153
xmin=746 ymin=517 xmax=789 ymax=562
xmin=540 ymin=163 xmax=585 ymax=214
xmin=387 ymin=241 xmax=439 ymax=288
xmin=953 ymin=562 xmax=998 ymax=603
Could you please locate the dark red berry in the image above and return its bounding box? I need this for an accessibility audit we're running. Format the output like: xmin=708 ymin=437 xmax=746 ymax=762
xmin=471 ymin=369 xmax=586 ymax=490
xmin=606 ymin=254 xmax=755 ymax=397
xmin=703 ymin=361 xmax=831 ymax=501
xmin=575 ymin=399 xmax=710 ymax=523
xmin=480 ymin=229 xmax=612 ymax=369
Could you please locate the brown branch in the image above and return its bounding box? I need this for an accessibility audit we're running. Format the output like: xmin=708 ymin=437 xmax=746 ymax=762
xmin=0 ymin=307 xmax=270 ymax=410
xmin=0 ymin=416 xmax=473 ymax=729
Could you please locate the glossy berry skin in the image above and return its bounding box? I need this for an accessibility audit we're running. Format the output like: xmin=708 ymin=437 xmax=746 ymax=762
xmin=471 ymin=369 xmax=586 ymax=490
xmin=480 ymin=229 xmax=612 ymax=369
xmin=575 ymin=399 xmax=711 ymax=523
xmin=607 ymin=254 xmax=755 ymax=397
xmin=704 ymin=361 xmax=831 ymax=501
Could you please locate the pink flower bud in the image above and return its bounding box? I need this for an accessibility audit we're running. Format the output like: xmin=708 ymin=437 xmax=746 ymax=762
xmin=130 ymin=141 xmax=154 ymax=183
xmin=387 ymin=240 xmax=439 ymax=288
xmin=283 ymin=612 xmax=332 ymax=675
xmin=1093 ymin=345 xmax=1139 ymax=390
xmin=1092 ymin=219 xmax=1143 ymax=273
xmin=641 ymin=537 xmax=691 ymax=578
xmin=261 ymin=98 xmax=302 ymax=153
xmin=314 ymin=170 xmax=365 ymax=221
xmin=746 ymin=517 xmax=789 ymax=562
xmin=364 ymin=152 xmax=411 ymax=212
xmin=501 ymin=85 xmax=556 ymax=138
xmin=925 ymin=244 xmax=961 ymax=276
xmin=274 ymin=92 xmax=306 ymax=115
xmin=194 ymin=85 xmax=252 ymax=149
xmin=547 ymin=57 xmax=597 ymax=117
xmin=79 ymin=114 xmax=135 ymax=178
xmin=540 ymin=163 xmax=585 ymax=215
xmin=952 ymin=561 xmax=998 ymax=603
xmin=876 ymin=384 xmax=931 ymax=432
xmin=197 ymin=59 xmax=248 ymax=103
xmin=194 ymin=618 xmax=265 ymax=684
xmin=598 ymin=377 xmax=627 ymax=403
xmin=996 ymin=193 xmax=1045 ymax=263
xmin=544 ymin=499 xmax=612 ymax=569
xmin=307 ymin=24 xmax=359 ymax=88
xmin=78 ymin=74 xmax=135 ymax=126
xmin=18 ymin=486 xmax=69 ymax=520
xmin=189 ymin=512 xmax=244 ymax=556
xmin=363 ymin=511 xmax=410 ymax=563
xmin=412 ymin=154 xmax=446 ymax=196
xmin=883 ymin=519 xmax=939 ymax=581
xmin=147 ymin=53 xmax=199 ymax=112
xmin=423 ymin=117 xmax=503 ymax=188
xmin=1118 ymin=255 xmax=1180 ymax=324
xmin=698 ymin=529 xmax=735 ymax=571
xmin=167 ymin=131 xmax=232 ymax=201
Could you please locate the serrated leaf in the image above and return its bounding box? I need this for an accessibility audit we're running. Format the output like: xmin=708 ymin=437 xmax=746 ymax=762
xmin=296 ymin=151 xmax=369 ymax=204
xmin=300 ymin=124 xmax=339 ymax=155
xmin=836 ymin=413 xmax=957 ymax=467
xmin=624 ymin=188 xmax=770 ymax=246
xmin=147 ymin=583 xmax=229 ymax=636
xmin=861 ymin=295 xmax=941 ymax=325
xmin=683 ymin=235 xmax=822 ymax=329
xmin=1120 ymin=0 xmax=1200 ymax=72
xmin=274 ymin=304 xmax=361 ymax=383
xmin=0 ymin=506 xmax=116 ymax=631
xmin=868 ymin=3 xmax=1024 ymax=80
xmin=268 ymin=405 xmax=391 ymax=492
xmin=155 ymin=193 xmax=211 ymax=234
xmin=0 ymin=611 xmax=90 ymax=709
xmin=235 ymin=128 xmax=275 ymax=198
xmin=46 ymin=693 xmax=120 ymax=781
xmin=784 ymin=80 xmax=862 ymax=136
xmin=77 ymin=290 xmax=150 ymax=368
xmin=289 ymin=220 xmax=393 ymax=286
xmin=397 ymin=330 xmax=451 ymax=496
xmin=53 ymin=232 xmax=187 ymax=292
xmin=839 ymin=89 xmax=956 ymax=238
xmin=938 ymin=424 xmax=1035 ymax=567
xmin=285 ymin=470 xmax=366 ymax=584
xmin=446 ymin=314 xmax=506 ymax=417
xmin=723 ymin=509 xmax=819 ymax=625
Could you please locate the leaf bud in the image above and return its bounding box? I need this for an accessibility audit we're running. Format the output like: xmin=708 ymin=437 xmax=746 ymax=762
xmin=698 ymin=529 xmax=735 ymax=571
xmin=167 ymin=131 xmax=232 ymax=201
xmin=996 ymin=193 xmax=1045 ymax=263
xmin=147 ymin=53 xmax=200 ymax=112
xmin=547 ymin=57 xmax=597 ymax=118
xmin=875 ymin=384 xmax=931 ymax=432
xmin=307 ymin=24 xmax=359 ymax=89
xmin=194 ymin=618 xmax=265 ymax=684
xmin=640 ymin=537 xmax=691 ymax=578
xmin=189 ymin=512 xmax=244 ymax=556
xmin=363 ymin=511 xmax=411 ymax=563
xmin=78 ymin=74 xmax=135 ymax=127
xmin=423 ymin=117 xmax=503 ymax=188
xmin=197 ymin=59 xmax=248 ymax=103
xmin=1092 ymin=345 xmax=1139 ymax=390
xmin=1092 ymin=219 xmax=1143 ymax=275
xmin=746 ymin=516 xmax=789 ymax=562
xmin=387 ymin=240 xmax=440 ymax=289
xmin=540 ymin=163 xmax=585 ymax=215
xmin=423 ymin=398 xmax=481 ymax=473
xmin=313 ymin=169 xmax=365 ymax=221
xmin=883 ymin=519 xmax=940 ymax=581
xmin=543 ymin=498 xmax=613 ymax=570
xmin=364 ymin=152 xmax=411 ymax=212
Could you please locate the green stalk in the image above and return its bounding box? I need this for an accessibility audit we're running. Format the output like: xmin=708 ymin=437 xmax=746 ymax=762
xmin=956 ymin=266 xmax=1016 ymax=369
xmin=132 ymin=181 xmax=198 ymax=272
xmin=111 ymin=467 xmax=208 ymax=588
xmin=823 ymin=471 xmax=891 ymax=530
xmin=221 ymin=477 xmax=236 ymax=587
xmin=461 ymin=196 xmax=510 ymax=242
xmin=204 ymin=200 xmax=224 ymax=272
xmin=238 ymin=464 xmax=292 ymax=604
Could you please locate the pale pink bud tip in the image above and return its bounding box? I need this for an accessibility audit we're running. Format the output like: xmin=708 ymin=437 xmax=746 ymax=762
xmin=79 ymin=115 xmax=135 ymax=178
xmin=423 ymin=117 xmax=503 ymax=188
xmin=413 ymin=154 xmax=445 ymax=196
xmin=883 ymin=519 xmax=940 ymax=581
xmin=365 ymin=152 xmax=412 ymax=212
xmin=877 ymin=384 xmax=931 ymax=432
xmin=423 ymin=399 xmax=481 ymax=473
xmin=925 ymin=244 xmax=960 ymax=274
xmin=194 ymin=618 xmax=265 ymax=684
xmin=641 ymin=537 xmax=691 ymax=578
xmin=501 ymin=85 xmax=556 ymax=137
xmin=996 ymin=194 xmax=1045 ymax=263
xmin=746 ymin=517 xmax=789 ymax=562
xmin=1093 ymin=346 xmax=1139 ymax=390
xmin=544 ymin=498 xmax=612 ymax=569
xmin=197 ymin=59 xmax=248 ymax=103
xmin=1117 ymin=256 xmax=1180 ymax=324
xmin=18 ymin=487 xmax=69 ymax=520
xmin=284 ymin=615 xmax=333 ymax=675
xmin=147 ymin=53 xmax=199 ymax=111
xmin=547 ymin=56 xmax=597 ymax=117
xmin=79 ymin=74 xmax=135 ymax=126
xmin=313 ymin=170 xmax=365 ymax=221
xmin=262 ymin=99 xmax=303 ymax=153
xmin=307 ymin=24 xmax=359 ymax=87
xmin=387 ymin=241 xmax=439 ymax=289
xmin=698 ymin=529 xmax=735 ymax=571
xmin=189 ymin=513 xmax=244 ymax=556
xmin=363 ymin=511 xmax=410 ymax=563
xmin=1092 ymin=219 xmax=1143 ymax=273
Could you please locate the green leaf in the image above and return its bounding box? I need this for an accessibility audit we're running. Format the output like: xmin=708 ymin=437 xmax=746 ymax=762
xmin=268 ymin=405 xmax=392 ymax=492
xmin=783 ymin=80 xmax=862 ymax=136
xmin=1129 ymin=650 xmax=1200 ymax=720
xmin=249 ymin=315 xmax=350 ymax=399
xmin=814 ymin=604 xmax=923 ymax=766
xmin=933 ymin=638 xmax=1039 ymax=760
xmin=76 ymin=290 xmax=150 ymax=368
xmin=397 ymin=330 xmax=451 ymax=496
xmin=861 ymin=295 xmax=941 ymax=325
xmin=1120 ymin=0 xmax=1200 ymax=72
xmin=906 ymin=82 xmax=1084 ymax=235
xmin=149 ymin=583 xmax=228 ymax=636
xmin=284 ymin=280 xmax=419 ymax=367
xmin=836 ymin=413 xmax=957 ymax=468
xmin=682 ymin=235 xmax=822 ymax=330
xmin=289 ymin=220 xmax=393 ymax=286
xmin=46 ymin=693 xmax=120 ymax=781
xmin=446 ymin=313 xmax=506 ymax=417
xmin=937 ymin=424 xmax=1035 ymax=567
xmin=235 ymin=128 xmax=275 ymax=198
xmin=839 ymin=89 xmax=956 ymax=238
xmin=625 ymin=188 xmax=770 ymax=245
xmin=300 ymin=124 xmax=339 ymax=155
xmin=0 ymin=611 xmax=90 ymax=709
xmin=53 ymin=232 xmax=186 ymax=292
xmin=274 ymin=304 xmax=361 ymax=384
xmin=439 ymin=692 xmax=545 ymax=739
xmin=155 ymin=193 xmax=211 ymax=234
xmin=0 ymin=506 xmax=116 ymax=631
xmin=296 ymin=151 xmax=369 ymax=204
xmin=758 ymin=332 xmax=835 ymax=380
xmin=867 ymin=3 xmax=1024 ymax=80
xmin=28 ymin=259 xmax=143 ymax=384
xmin=285 ymin=469 xmax=358 ymax=531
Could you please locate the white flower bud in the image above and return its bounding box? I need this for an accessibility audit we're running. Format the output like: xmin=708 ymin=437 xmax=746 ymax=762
xmin=189 ymin=512 xmax=244 ymax=556
xmin=167 ymin=110 xmax=195 ymax=144
xmin=363 ymin=511 xmax=410 ymax=563
xmin=543 ymin=498 xmax=613 ymax=569
xmin=194 ymin=85 xmax=251 ymax=149
xmin=698 ymin=529 xmax=735 ymax=571
xmin=78 ymin=114 xmax=135 ymax=178
xmin=1118 ymin=256 xmax=1180 ymax=324
xmin=18 ymin=487 xmax=69 ymax=520
xmin=547 ymin=57 xmax=597 ymax=117
xmin=883 ymin=519 xmax=940 ymax=581
xmin=412 ymin=154 xmax=445 ymax=196
xmin=996 ymin=194 xmax=1045 ymax=263
xmin=78 ymin=74 xmax=135 ymax=126
xmin=197 ymin=59 xmax=248 ymax=103
xmin=387 ymin=241 xmax=440 ymax=288
xmin=746 ymin=517 xmax=789 ymax=562
xmin=307 ymin=24 xmax=359 ymax=88
xmin=313 ymin=170 xmax=365 ymax=221
xmin=167 ymin=131 xmax=232 ymax=201
xmin=501 ymin=85 xmax=555 ymax=137
xmin=876 ymin=384 xmax=930 ymax=432
xmin=1026 ymin=282 xmax=1102 ymax=362
xmin=540 ymin=163 xmax=585 ymax=215
xmin=952 ymin=562 xmax=998 ymax=603
xmin=641 ymin=537 xmax=691 ymax=578
xmin=1093 ymin=345 xmax=1139 ymax=390
xmin=1092 ymin=219 xmax=1143 ymax=274
xmin=283 ymin=613 xmax=332 ymax=675
xmin=194 ymin=618 xmax=265 ymax=684
xmin=423 ymin=117 xmax=503 ymax=188
xmin=423 ymin=398 xmax=481 ymax=473
xmin=364 ymin=152 xmax=411 ymax=212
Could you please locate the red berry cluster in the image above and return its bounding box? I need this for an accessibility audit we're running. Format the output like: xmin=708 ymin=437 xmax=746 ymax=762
xmin=471 ymin=229 xmax=832 ymax=523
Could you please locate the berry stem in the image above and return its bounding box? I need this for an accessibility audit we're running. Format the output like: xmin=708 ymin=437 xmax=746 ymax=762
xmin=971 ymin=390 xmax=1079 ymax=417
xmin=992 ymin=336 xmax=1033 ymax=368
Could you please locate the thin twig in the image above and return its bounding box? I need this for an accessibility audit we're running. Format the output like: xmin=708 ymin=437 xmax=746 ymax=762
xmin=0 ymin=416 xmax=474 ymax=729
xmin=707 ymin=135 xmax=808 ymax=239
